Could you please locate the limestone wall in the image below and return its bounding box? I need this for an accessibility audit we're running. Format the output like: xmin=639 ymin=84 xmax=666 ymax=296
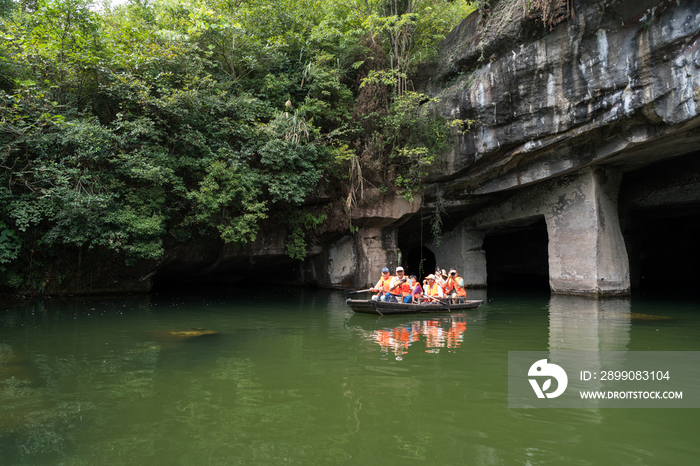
xmin=306 ymin=193 xmax=421 ymax=289
xmin=427 ymin=167 xmax=630 ymax=294
xmin=414 ymin=0 xmax=700 ymax=295
xmin=422 ymin=0 xmax=700 ymax=197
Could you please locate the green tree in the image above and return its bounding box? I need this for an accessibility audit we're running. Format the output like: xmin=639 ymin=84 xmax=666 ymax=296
xmin=0 ymin=0 xmax=475 ymax=293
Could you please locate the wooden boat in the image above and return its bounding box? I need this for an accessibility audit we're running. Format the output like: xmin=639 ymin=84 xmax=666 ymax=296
xmin=345 ymin=298 xmax=483 ymax=315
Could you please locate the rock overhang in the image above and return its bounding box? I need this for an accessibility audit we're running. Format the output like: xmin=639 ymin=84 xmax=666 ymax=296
xmin=419 ymin=0 xmax=700 ymax=204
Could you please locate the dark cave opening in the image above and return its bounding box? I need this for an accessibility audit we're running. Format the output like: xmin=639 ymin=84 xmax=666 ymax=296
xmin=625 ymin=208 xmax=700 ymax=296
xmin=405 ymin=246 xmax=436 ymax=280
xmin=152 ymin=256 xmax=305 ymax=292
xmin=483 ymin=218 xmax=550 ymax=292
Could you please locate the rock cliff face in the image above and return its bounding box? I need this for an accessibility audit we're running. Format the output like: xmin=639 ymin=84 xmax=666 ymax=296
xmin=304 ymin=192 xmax=421 ymax=289
xmin=423 ymin=0 xmax=700 ymax=197
xmin=407 ymin=0 xmax=700 ymax=294
xmin=96 ymin=0 xmax=700 ymax=296
xmin=149 ymin=192 xmax=420 ymax=291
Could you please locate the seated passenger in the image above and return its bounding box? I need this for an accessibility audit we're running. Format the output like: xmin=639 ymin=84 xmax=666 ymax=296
xmin=435 ymin=269 xmax=447 ymax=289
xmin=409 ymin=275 xmax=423 ymax=304
xmin=371 ymin=267 xmax=392 ymax=301
xmin=387 ymin=266 xmax=410 ymax=303
xmin=445 ymin=268 xmax=467 ymax=304
xmin=423 ymin=274 xmax=444 ymax=303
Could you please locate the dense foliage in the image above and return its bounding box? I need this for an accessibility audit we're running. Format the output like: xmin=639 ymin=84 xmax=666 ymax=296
xmin=0 ymin=0 xmax=474 ymax=292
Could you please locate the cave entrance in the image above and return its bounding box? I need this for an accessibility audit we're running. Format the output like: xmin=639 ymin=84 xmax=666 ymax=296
xmin=483 ymin=218 xmax=550 ymax=292
xmin=405 ymin=246 xmax=436 ymax=280
xmin=152 ymin=255 xmax=304 ymax=292
xmin=625 ymin=207 xmax=700 ymax=296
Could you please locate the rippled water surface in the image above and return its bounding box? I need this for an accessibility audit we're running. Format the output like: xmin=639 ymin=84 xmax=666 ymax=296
xmin=1 ymin=288 xmax=699 ymax=465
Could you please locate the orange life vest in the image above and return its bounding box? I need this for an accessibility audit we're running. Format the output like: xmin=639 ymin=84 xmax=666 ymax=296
xmin=427 ymin=282 xmax=442 ymax=297
xmin=409 ymin=282 xmax=422 ymax=301
xmin=391 ymin=276 xmax=410 ymax=296
xmin=401 ymin=280 xmax=411 ymax=297
xmin=446 ymin=276 xmax=467 ymax=297
xmin=378 ymin=275 xmax=393 ymax=292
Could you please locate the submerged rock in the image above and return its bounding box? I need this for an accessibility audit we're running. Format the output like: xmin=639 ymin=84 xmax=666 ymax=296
xmin=168 ymin=330 xmax=220 ymax=338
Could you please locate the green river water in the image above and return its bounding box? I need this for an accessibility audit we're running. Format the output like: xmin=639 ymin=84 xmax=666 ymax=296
xmin=0 ymin=288 xmax=698 ymax=465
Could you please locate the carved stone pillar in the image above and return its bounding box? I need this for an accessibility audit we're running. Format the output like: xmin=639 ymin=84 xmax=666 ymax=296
xmin=354 ymin=227 xmax=401 ymax=288
xmin=430 ymin=226 xmax=487 ymax=287
xmin=544 ymin=168 xmax=630 ymax=295
xmin=312 ymin=192 xmax=420 ymax=288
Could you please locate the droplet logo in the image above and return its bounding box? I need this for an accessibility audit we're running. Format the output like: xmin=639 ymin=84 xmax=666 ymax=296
xmin=528 ymin=359 xmax=568 ymax=398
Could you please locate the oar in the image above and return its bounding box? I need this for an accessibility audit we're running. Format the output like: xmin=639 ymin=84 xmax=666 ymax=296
xmin=422 ymin=294 xmax=451 ymax=307
xmin=423 ymin=294 xmax=453 ymax=316
xmin=344 ymin=288 xmax=374 ymax=299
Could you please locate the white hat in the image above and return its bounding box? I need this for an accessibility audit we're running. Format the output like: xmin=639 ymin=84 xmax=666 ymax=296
xmin=396 ymin=266 xmax=404 ymax=272
xmin=426 ymin=274 xmax=436 ymax=280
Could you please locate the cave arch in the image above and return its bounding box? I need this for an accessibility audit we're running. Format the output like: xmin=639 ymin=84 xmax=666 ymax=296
xmin=624 ymin=208 xmax=700 ymax=296
xmin=483 ymin=219 xmax=550 ymax=292
xmin=405 ymin=246 xmax=436 ymax=279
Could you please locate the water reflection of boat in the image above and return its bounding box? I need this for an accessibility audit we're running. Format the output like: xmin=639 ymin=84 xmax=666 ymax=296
xmin=345 ymin=298 xmax=483 ymax=315
xmin=347 ymin=313 xmax=474 ymax=358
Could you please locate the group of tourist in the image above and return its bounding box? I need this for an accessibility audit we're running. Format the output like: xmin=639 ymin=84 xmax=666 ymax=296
xmin=370 ymin=266 xmax=467 ymax=304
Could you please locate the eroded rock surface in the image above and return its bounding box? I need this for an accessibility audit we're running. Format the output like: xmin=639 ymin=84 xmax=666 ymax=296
xmin=409 ymin=0 xmax=700 ymax=295
xmin=423 ymin=0 xmax=700 ymax=197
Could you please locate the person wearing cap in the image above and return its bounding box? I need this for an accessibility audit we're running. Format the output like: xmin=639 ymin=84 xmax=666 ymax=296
xmin=435 ymin=269 xmax=448 ymax=290
xmin=388 ymin=266 xmax=411 ymax=303
xmin=423 ymin=274 xmax=444 ymax=303
xmin=409 ymin=275 xmax=423 ymax=304
xmin=445 ymin=268 xmax=467 ymax=303
xmin=371 ymin=267 xmax=393 ymax=301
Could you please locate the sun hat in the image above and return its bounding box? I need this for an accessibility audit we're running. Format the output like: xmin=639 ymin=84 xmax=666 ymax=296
xmin=396 ymin=266 xmax=404 ymax=272
xmin=427 ymin=274 xmax=436 ymax=280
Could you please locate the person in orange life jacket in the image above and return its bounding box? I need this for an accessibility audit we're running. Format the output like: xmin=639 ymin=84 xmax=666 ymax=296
xmin=435 ymin=269 xmax=448 ymax=292
xmin=423 ymin=274 xmax=444 ymax=303
xmin=409 ymin=275 xmax=423 ymax=303
xmin=444 ymin=268 xmax=467 ymax=304
xmin=387 ymin=266 xmax=411 ymax=303
xmin=371 ymin=267 xmax=393 ymax=301
xmin=440 ymin=269 xmax=450 ymax=298
xmin=422 ymin=271 xmax=436 ymax=289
